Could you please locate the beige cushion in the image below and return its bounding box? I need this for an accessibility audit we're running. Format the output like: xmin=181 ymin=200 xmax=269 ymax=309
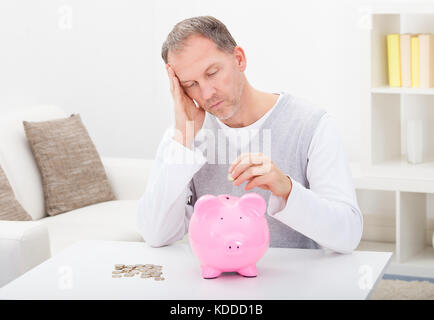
xmin=23 ymin=114 xmax=115 ymax=216
xmin=0 ymin=166 xmax=32 ymax=221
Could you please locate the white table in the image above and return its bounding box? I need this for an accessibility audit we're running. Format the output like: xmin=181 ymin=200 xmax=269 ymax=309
xmin=0 ymin=240 xmax=392 ymax=300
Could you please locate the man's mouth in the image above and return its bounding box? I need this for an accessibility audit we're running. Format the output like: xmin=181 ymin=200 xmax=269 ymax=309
xmin=210 ymin=101 xmax=223 ymax=109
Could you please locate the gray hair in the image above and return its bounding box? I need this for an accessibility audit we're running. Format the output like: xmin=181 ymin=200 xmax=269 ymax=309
xmin=161 ymin=16 xmax=237 ymax=64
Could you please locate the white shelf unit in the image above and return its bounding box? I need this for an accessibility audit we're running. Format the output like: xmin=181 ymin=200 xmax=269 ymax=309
xmin=354 ymin=7 xmax=434 ymax=278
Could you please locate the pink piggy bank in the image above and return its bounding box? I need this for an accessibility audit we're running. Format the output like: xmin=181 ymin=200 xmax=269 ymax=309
xmin=189 ymin=193 xmax=270 ymax=279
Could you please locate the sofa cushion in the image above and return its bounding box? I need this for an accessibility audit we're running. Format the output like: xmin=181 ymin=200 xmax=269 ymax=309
xmin=0 ymin=166 xmax=32 ymax=221
xmin=23 ymin=114 xmax=115 ymax=216
xmin=0 ymin=106 xmax=68 ymax=220
xmin=39 ymin=200 xmax=142 ymax=255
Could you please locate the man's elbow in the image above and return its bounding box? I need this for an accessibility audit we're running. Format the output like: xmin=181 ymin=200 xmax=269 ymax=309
xmin=136 ymin=199 xmax=165 ymax=247
xmin=137 ymin=224 xmax=171 ymax=248
xmin=339 ymin=238 xmax=361 ymax=254
xmin=323 ymin=243 xmax=358 ymax=254
xmin=139 ymin=225 xmax=186 ymax=248
xmin=321 ymin=210 xmax=363 ymax=254
xmin=145 ymin=237 xmax=170 ymax=248
xmin=349 ymin=206 xmax=364 ymax=252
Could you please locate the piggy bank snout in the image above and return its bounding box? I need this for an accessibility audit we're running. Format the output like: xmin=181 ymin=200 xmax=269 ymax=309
xmin=225 ymin=239 xmax=243 ymax=254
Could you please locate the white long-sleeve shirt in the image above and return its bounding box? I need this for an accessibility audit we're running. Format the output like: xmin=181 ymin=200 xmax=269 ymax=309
xmin=137 ymin=110 xmax=363 ymax=254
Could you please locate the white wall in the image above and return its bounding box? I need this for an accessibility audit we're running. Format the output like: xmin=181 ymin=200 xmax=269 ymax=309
xmin=0 ymin=0 xmax=430 ymax=161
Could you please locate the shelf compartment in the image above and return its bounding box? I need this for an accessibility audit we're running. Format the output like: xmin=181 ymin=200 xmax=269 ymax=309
xmin=401 ymin=95 xmax=434 ymax=161
xmin=396 ymin=191 xmax=427 ymax=263
xmin=370 ymin=12 xmax=434 ymax=90
xmin=371 ymin=14 xmax=400 ymax=88
xmin=356 ymin=189 xmax=396 ymax=243
xmin=368 ymin=94 xmax=434 ymax=175
xmin=371 ymin=94 xmax=401 ymax=164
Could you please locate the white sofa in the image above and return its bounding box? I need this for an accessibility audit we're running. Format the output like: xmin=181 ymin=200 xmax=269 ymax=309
xmin=0 ymin=106 xmax=154 ymax=287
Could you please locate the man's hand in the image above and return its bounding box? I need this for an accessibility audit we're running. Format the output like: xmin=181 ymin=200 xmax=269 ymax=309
xmin=166 ymin=64 xmax=205 ymax=148
xmin=228 ymin=153 xmax=293 ymax=201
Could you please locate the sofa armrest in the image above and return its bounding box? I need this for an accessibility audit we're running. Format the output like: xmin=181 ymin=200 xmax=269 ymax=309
xmin=0 ymin=221 xmax=51 ymax=288
xmin=102 ymin=157 xmax=154 ymax=201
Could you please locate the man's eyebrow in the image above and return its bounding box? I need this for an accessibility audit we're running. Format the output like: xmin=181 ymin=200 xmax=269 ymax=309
xmin=180 ymin=63 xmax=219 ymax=84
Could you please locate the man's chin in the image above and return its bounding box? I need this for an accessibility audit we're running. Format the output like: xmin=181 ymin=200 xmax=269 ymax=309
xmin=215 ymin=112 xmax=233 ymax=121
xmin=211 ymin=108 xmax=236 ymax=121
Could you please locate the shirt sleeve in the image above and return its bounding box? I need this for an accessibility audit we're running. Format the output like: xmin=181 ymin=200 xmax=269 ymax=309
xmin=267 ymin=113 xmax=363 ymax=254
xmin=136 ymin=126 xmax=206 ymax=247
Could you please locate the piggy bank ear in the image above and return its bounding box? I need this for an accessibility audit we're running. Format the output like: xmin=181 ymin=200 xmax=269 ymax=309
xmin=238 ymin=193 xmax=266 ymax=218
xmin=193 ymin=194 xmax=221 ymax=220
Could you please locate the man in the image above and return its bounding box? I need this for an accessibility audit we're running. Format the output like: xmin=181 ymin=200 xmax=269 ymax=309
xmin=137 ymin=16 xmax=363 ymax=253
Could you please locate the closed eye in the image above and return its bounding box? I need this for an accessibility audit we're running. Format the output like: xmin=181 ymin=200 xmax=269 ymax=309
xmin=186 ymin=71 xmax=218 ymax=88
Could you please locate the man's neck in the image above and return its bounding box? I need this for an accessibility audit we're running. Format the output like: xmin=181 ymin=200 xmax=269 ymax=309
xmin=221 ymin=84 xmax=279 ymax=128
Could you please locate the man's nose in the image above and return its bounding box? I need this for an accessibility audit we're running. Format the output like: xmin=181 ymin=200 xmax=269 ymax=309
xmin=201 ymin=82 xmax=217 ymax=104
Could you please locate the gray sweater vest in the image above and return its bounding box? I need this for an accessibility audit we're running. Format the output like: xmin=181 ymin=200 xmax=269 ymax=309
xmin=191 ymin=92 xmax=326 ymax=249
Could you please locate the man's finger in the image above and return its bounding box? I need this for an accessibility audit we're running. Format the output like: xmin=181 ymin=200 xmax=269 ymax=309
xmin=168 ymin=67 xmax=182 ymax=98
xmin=230 ymin=154 xmax=267 ymax=180
xmin=229 ymin=153 xmax=263 ymax=174
xmin=172 ymin=74 xmax=181 ymax=96
xmin=233 ymin=165 xmax=268 ymax=186
xmin=169 ymin=75 xmax=174 ymax=94
xmin=167 ymin=66 xmax=174 ymax=93
xmin=244 ymin=175 xmax=269 ymax=191
xmin=228 ymin=153 xmax=251 ymax=173
xmin=231 ymin=161 xmax=261 ymax=182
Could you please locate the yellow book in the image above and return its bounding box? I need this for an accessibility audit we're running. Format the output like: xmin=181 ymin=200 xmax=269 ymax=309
xmin=411 ymin=35 xmax=420 ymax=88
xmin=387 ymin=34 xmax=401 ymax=87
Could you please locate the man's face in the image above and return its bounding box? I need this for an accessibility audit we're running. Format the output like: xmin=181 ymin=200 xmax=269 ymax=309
xmin=167 ymin=34 xmax=245 ymax=120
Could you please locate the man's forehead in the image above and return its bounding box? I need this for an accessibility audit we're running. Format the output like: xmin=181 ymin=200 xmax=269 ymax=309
xmin=180 ymin=61 xmax=221 ymax=83
xmin=168 ymin=35 xmax=217 ymax=64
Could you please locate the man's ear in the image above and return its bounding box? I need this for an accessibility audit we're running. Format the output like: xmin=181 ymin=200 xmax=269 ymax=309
xmin=233 ymin=46 xmax=246 ymax=72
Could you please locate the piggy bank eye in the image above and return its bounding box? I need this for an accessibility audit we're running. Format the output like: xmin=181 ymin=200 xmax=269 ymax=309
xmin=240 ymin=217 xmax=242 ymax=219
xmin=220 ymin=217 xmax=223 ymax=220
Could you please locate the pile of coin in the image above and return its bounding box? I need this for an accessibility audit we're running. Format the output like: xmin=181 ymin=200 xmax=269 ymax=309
xmin=112 ymin=264 xmax=165 ymax=281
